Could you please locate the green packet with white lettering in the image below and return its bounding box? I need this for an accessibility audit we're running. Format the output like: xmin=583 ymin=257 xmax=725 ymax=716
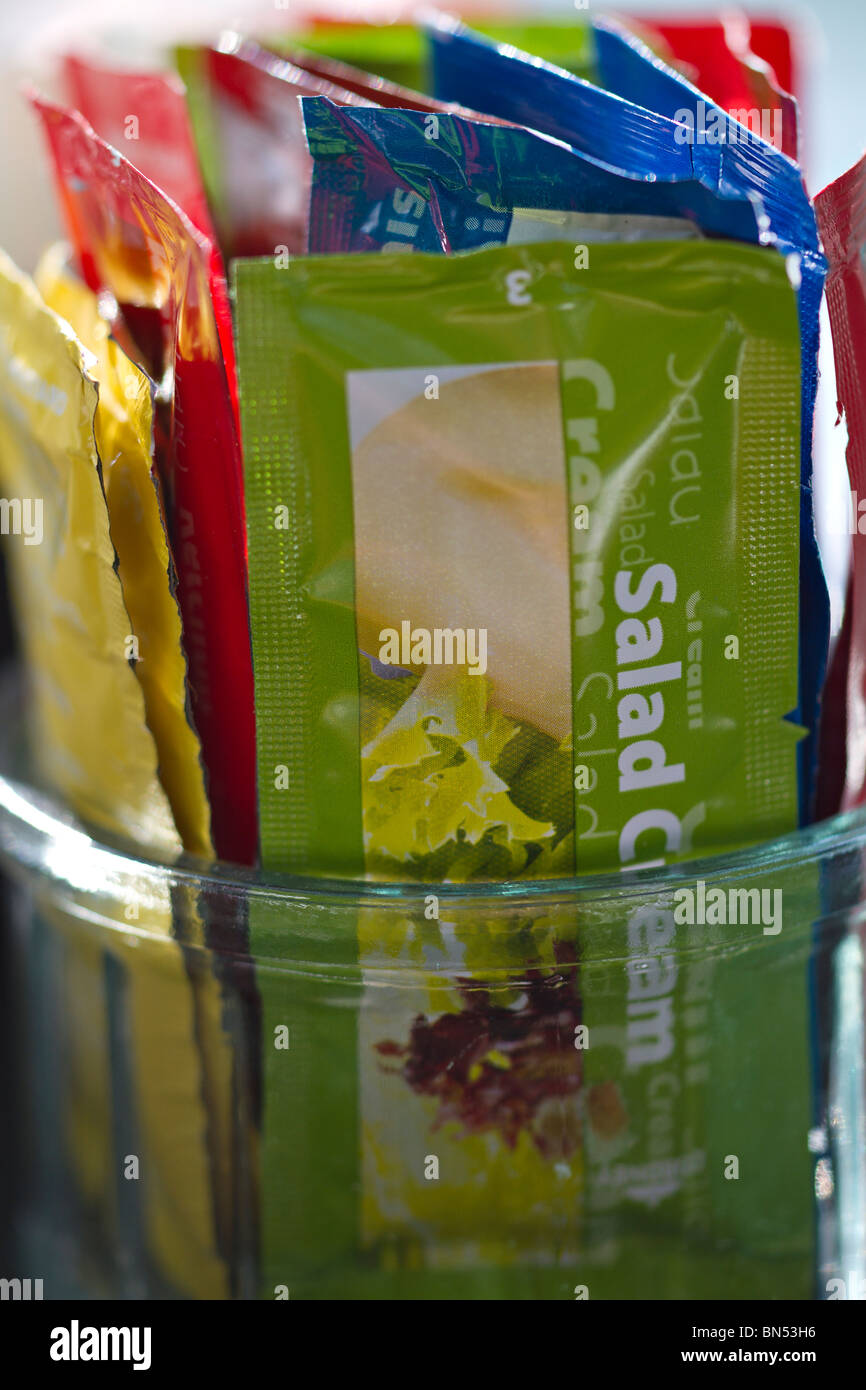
xmin=234 ymin=240 xmax=804 ymax=882
xmin=248 ymin=852 xmax=815 ymax=1298
xmin=236 ymin=240 xmax=814 ymax=1300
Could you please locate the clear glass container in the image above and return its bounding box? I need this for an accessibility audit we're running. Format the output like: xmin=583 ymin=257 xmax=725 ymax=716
xmin=0 ymin=681 xmax=863 ymax=1301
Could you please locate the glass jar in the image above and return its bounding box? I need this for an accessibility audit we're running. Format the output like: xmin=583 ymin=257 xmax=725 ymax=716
xmin=0 ymin=686 xmax=863 ymax=1301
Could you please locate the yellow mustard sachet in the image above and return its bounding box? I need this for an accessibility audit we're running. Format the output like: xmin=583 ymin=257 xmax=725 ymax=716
xmin=1 ymin=247 xmax=229 ymax=1296
xmin=35 ymin=245 xmax=213 ymax=858
xmin=0 ymin=247 xmax=180 ymax=854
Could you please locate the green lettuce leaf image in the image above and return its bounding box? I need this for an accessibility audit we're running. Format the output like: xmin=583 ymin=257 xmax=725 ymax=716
xmin=360 ymin=658 xmax=573 ymax=880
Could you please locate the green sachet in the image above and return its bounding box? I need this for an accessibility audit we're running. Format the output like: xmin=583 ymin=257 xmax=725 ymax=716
xmin=244 ymin=856 xmax=814 ymax=1299
xmin=264 ymin=17 xmax=597 ymax=92
xmin=234 ymin=239 xmax=814 ymax=1302
xmin=234 ymin=240 xmax=803 ymax=883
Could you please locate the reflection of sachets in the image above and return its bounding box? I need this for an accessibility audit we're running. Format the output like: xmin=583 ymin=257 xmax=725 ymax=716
xmin=117 ymin=917 xmax=230 ymax=1300
xmin=357 ymin=906 xmax=584 ymax=1277
xmin=44 ymin=899 xmax=230 ymax=1300
xmin=56 ymin=929 xmax=115 ymax=1255
xmin=235 ymin=238 xmax=806 ymax=882
xmin=251 ymin=888 xmax=584 ymax=1298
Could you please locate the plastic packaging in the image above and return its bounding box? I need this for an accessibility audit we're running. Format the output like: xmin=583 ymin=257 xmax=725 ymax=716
xmin=302 ymin=98 xmax=763 ymax=256
xmin=0 ymin=248 xmax=179 ymax=853
xmin=31 ymin=95 xmax=256 ymax=864
xmin=426 ymin=16 xmax=828 ymax=819
xmin=266 ymin=34 xmax=485 ymax=110
xmin=629 ymin=13 xmax=797 ymax=159
xmin=816 ymin=157 xmax=866 ymax=809
xmin=35 ymin=245 xmax=213 ymax=858
xmin=177 ymin=33 xmax=501 ymax=260
xmin=61 ymin=55 xmax=240 ymax=425
xmin=269 ymin=15 xmax=598 ymax=93
xmin=234 ymin=241 xmax=804 ymax=880
xmin=177 ymin=36 xmax=375 ymax=259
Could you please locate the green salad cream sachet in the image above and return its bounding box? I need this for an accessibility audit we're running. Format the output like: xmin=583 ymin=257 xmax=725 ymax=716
xmin=235 ymin=240 xmax=804 ymax=883
xmin=234 ymin=240 xmax=813 ymax=1300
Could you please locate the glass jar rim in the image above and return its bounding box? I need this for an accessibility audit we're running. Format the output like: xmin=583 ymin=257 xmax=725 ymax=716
xmin=1 ymin=757 xmax=864 ymax=910
xmin=1 ymin=663 xmax=861 ymax=911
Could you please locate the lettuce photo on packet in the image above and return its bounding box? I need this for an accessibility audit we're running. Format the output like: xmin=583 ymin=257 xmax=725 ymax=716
xmin=234 ymin=240 xmax=805 ymax=882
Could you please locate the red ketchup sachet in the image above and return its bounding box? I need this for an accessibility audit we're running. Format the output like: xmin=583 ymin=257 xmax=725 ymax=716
xmin=31 ymin=94 xmax=257 ymax=864
xmin=180 ymin=32 xmax=502 ymax=259
xmin=636 ymin=13 xmax=798 ymax=160
xmin=61 ymin=56 xmax=240 ymax=427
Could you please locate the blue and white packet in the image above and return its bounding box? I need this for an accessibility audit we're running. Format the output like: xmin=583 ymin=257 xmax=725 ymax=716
xmin=426 ymin=14 xmax=829 ymax=820
xmin=303 ymin=97 xmax=764 ymax=255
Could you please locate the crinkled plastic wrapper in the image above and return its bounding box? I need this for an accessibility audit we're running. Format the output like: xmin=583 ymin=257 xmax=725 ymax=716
xmin=0 ymin=250 xmax=234 ymax=1296
xmin=61 ymin=55 xmax=240 ymax=425
xmin=234 ymin=240 xmax=804 ymax=883
xmin=301 ymin=96 xmax=760 ymax=252
xmin=426 ymin=15 xmax=828 ymax=818
xmin=35 ymin=244 xmax=213 ymax=858
xmin=268 ymin=14 xmax=598 ymax=92
xmin=625 ymin=13 xmax=798 ymax=159
xmin=177 ymin=32 xmax=505 ymax=260
xmin=816 ymin=157 xmax=866 ymax=809
xmin=31 ymin=94 xmax=256 ymax=864
xmin=0 ymin=247 xmax=179 ymax=852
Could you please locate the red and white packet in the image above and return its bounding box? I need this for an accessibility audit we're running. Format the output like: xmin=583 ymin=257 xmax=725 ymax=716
xmin=816 ymin=156 xmax=866 ymax=809
xmin=196 ymin=33 xmax=504 ymax=258
xmin=31 ymin=95 xmax=257 ymax=865
xmin=61 ymin=56 xmax=240 ymax=430
xmin=195 ymin=36 xmax=373 ymax=258
xmin=636 ymin=14 xmax=799 ymax=160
